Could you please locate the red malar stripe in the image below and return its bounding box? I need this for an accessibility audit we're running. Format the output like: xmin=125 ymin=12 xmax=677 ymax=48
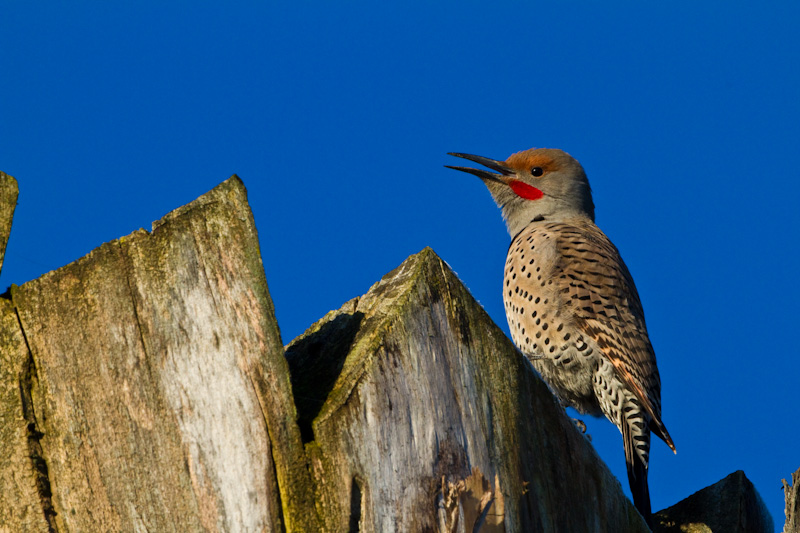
xmin=509 ymin=180 xmax=544 ymax=200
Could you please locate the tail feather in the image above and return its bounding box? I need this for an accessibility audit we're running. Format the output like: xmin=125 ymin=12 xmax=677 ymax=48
xmin=622 ymin=419 xmax=652 ymax=527
xmin=650 ymin=415 xmax=676 ymax=454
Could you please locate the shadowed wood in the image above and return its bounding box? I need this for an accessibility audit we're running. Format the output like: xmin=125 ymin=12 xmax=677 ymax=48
xmin=653 ymin=470 xmax=774 ymax=533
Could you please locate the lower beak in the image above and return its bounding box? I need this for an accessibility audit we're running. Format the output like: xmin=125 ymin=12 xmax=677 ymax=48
xmin=445 ymin=152 xmax=513 ymax=183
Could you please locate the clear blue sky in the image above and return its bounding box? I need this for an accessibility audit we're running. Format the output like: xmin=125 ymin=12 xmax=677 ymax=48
xmin=2 ymin=3 xmax=798 ymax=528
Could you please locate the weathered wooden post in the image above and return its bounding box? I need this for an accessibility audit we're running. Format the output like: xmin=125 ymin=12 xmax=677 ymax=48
xmin=0 ymin=174 xmax=777 ymax=532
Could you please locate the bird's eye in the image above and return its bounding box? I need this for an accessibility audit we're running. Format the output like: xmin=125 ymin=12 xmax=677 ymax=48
xmin=531 ymin=167 xmax=544 ymax=177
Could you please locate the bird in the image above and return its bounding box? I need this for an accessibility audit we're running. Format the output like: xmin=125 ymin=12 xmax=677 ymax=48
xmin=446 ymin=147 xmax=675 ymax=526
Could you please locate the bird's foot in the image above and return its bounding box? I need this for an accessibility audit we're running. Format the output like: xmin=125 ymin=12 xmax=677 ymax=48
xmin=571 ymin=418 xmax=587 ymax=434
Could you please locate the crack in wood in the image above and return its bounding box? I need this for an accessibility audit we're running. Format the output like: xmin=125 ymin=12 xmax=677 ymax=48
xmin=14 ymin=305 xmax=59 ymax=533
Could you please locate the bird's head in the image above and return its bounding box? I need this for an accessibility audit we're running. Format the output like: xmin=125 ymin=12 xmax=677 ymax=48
xmin=446 ymin=148 xmax=595 ymax=237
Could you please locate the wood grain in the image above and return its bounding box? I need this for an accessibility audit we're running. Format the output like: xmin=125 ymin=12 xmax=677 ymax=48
xmin=11 ymin=177 xmax=317 ymax=532
xmin=0 ymin=171 xmax=18 ymax=275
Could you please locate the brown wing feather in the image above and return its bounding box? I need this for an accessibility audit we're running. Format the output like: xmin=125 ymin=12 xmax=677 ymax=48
xmin=552 ymin=220 xmax=675 ymax=452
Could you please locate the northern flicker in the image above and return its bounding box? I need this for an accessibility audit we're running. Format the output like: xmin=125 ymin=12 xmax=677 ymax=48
xmin=446 ymin=147 xmax=676 ymax=526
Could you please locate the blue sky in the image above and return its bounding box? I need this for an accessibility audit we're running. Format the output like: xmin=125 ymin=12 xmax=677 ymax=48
xmin=2 ymin=3 xmax=798 ymax=527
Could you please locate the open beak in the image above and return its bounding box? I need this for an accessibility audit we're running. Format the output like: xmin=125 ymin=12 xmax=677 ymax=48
xmin=445 ymin=152 xmax=513 ymax=183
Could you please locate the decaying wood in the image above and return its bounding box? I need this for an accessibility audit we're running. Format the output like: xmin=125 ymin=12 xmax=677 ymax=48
xmin=4 ymin=177 xmax=318 ymax=532
xmin=0 ymin=171 xmax=18 ymax=275
xmin=437 ymin=467 xmax=505 ymax=533
xmin=286 ymin=247 xmax=649 ymax=532
xmin=784 ymin=468 xmax=800 ymax=533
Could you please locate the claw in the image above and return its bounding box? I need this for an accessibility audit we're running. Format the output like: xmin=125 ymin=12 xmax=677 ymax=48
xmin=571 ymin=418 xmax=587 ymax=434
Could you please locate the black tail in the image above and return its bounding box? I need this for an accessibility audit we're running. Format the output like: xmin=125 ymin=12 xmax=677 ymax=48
xmin=622 ymin=418 xmax=652 ymax=527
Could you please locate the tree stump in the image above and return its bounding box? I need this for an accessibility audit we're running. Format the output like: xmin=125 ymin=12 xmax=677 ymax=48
xmin=2 ymin=177 xmax=317 ymax=532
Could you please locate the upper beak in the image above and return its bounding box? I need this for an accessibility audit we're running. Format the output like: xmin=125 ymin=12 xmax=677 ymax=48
xmin=445 ymin=152 xmax=513 ymax=183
